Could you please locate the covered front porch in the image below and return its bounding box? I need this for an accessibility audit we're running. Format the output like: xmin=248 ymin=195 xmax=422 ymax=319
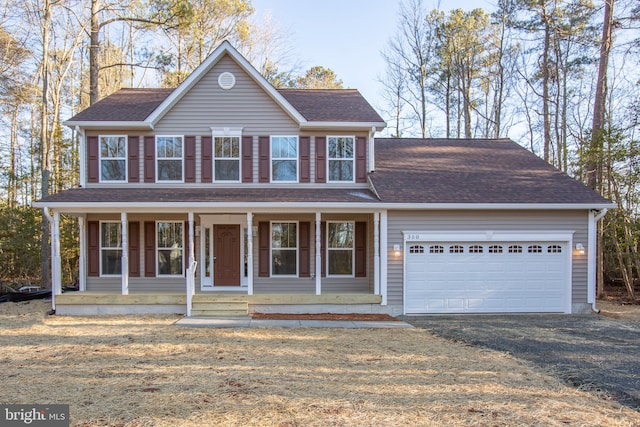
xmin=44 ymin=206 xmax=391 ymax=316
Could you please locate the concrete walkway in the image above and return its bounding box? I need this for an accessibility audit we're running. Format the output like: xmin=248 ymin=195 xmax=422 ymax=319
xmin=176 ymin=316 xmax=414 ymax=329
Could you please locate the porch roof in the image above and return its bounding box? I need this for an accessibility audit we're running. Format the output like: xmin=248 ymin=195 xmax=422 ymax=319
xmin=34 ymin=187 xmax=381 ymax=208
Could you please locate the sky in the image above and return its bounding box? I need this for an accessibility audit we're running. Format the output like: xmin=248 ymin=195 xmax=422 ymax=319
xmin=251 ymin=0 xmax=494 ymax=116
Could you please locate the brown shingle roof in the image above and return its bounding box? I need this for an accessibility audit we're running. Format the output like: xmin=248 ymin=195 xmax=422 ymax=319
xmin=67 ymin=88 xmax=174 ymax=122
xmin=370 ymin=138 xmax=610 ymax=205
xmin=278 ymin=89 xmax=385 ymax=123
xmin=37 ymin=187 xmax=381 ymax=205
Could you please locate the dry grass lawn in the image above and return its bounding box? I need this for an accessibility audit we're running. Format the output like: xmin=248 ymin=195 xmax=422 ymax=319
xmin=1 ymin=300 xmax=639 ymax=427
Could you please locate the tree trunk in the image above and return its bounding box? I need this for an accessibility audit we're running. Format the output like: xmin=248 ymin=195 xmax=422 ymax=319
xmin=40 ymin=0 xmax=52 ymax=289
xmin=89 ymin=0 xmax=100 ymax=105
xmin=542 ymin=5 xmax=551 ymax=163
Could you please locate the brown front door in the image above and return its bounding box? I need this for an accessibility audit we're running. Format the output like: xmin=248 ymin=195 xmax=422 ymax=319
xmin=213 ymin=225 xmax=241 ymax=286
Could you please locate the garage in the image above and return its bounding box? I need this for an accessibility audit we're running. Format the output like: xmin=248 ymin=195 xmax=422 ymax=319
xmin=404 ymin=235 xmax=572 ymax=314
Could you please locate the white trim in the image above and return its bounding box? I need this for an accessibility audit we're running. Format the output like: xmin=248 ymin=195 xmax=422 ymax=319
xmin=368 ymin=126 xmax=376 ymax=173
xmin=121 ymin=212 xmax=129 ymax=295
xmin=300 ymin=121 xmax=386 ymax=130
xmin=380 ymin=211 xmax=388 ymax=305
xmin=98 ymin=135 xmax=128 ymax=183
xmin=63 ymin=121 xmax=152 ymax=129
xmin=374 ymin=212 xmax=380 ymax=295
xmin=77 ymin=127 xmax=86 ymax=187
xmin=269 ymin=220 xmax=299 ymax=278
xmin=326 ymin=220 xmax=355 ymax=277
xmin=327 ymin=136 xmax=356 ymax=184
xmin=155 ymin=135 xmax=184 ymax=183
xmin=78 ymin=215 xmax=86 ymax=291
xmin=270 ymin=135 xmax=299 ymax=183
xmin=247 ymin=212 xmax=254 ymax=295
xmin=146 ymin=41 xmax=307 ymax=125
xmin=156 ymin=220 xmax=185 ymax=278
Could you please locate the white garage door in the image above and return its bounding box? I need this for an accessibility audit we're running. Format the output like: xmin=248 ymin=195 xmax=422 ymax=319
xmin=405 ymin=241 xmax=570 ymax=314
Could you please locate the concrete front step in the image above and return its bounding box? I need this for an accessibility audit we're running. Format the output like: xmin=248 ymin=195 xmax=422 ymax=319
xmin=190 ymin=301 xmax=249 ymax=317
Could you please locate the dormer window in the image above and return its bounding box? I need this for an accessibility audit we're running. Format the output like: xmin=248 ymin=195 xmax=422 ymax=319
xmin=271 ymin=136 xmax=298 ymax=182
xmin=328 ymin=136 xmax=354 ymax=182
xmin=156 ymin=136 xmax=183 ymax=182
xmin=99 ymin=135 xmax=127 ymax=182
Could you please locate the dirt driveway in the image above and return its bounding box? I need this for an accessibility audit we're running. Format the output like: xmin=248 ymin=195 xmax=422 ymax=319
xmin=404 ymin=302 xmax=640 ymax=411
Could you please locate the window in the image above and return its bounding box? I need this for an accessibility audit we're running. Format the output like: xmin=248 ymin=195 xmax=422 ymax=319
xmin=489 ymin=245 xmax=503 ymax=253
xmin=214 ymin=136 xmax=240 ymax=181
xmin=156 ymin=136 xmax=183 ymax=181
xmin=328 ymin=136 xmax=354 ymax=182
xmin=328 ymin=222 xmax=354 ymax=276
xmin=271 ymin=222 xmax=297 ymax=275
xmin=157 ymin=222 xmax=183 ymax=276
xmin=100 ymin=136 xmax=127 ymax=182
xmin=409 ymin=245 xmax=425 ymax=254
xmin=101 ymin=222 xmax=122 ymax=276
xmin=508 ymin=245 xmax=523 ymax=253
xmin=469 ymin=245 xmax=484 ymax=253
xmin=548 ymin=245 xmax=563 ymax=253
xmin=449 ymin=245 xmax=464 ymax=253
xmin=528 ymin=245 xmax=542 ymax=253
xmin=429 ymin=245 xmax=444 ymax=253
xmin=271 ymin=136 xmax=298 ymax=182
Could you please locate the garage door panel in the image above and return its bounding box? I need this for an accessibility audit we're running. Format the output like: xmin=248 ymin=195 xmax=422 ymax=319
xmin=405 ymin=240 xmax=569 ymax=314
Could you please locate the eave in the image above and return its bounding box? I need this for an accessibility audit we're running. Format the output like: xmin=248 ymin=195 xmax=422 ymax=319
xmin=300 ymin=121 xmax=387 ymax=132
xmin=63 ymin=120 xmax=153 ymax=130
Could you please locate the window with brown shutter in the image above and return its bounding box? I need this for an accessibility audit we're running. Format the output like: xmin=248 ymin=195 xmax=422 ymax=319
xmin=300 ymin=137 xmax=310 ymax=183
xmin=299 ymin=222 xmax=310 ymax=277
xmin=185 ymin=136 xmax=196 ymax=182
xmin=129 ymin=222 xmax=140 ymax=277
xmin=143 ymin=136 xmax=155 ymax=183
xmin=258 ymin=136 xmax=269 ymax=182
xmin=128 ymin=136 xmax=139 ymax=182
xmin=87 ymin=136 xmax=99 ymax=183
xmin=144 ymin=221 xmax=156 ymax=277
xmin=258 ymin=221 xmax=269 ymax=277
xmin=355 ymin=137 xmax=367 ymax=183
xmin=242 ymin=136 xmax=253 ymax=182
xmin=201 ymin=136 xmax=212 ymax=182
xmin=316 ymin=137 xmax=326 ymax=183
xmin=88 ymin=221 xmax=99 ymax=276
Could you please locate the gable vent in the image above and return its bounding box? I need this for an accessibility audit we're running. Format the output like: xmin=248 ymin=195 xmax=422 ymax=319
xmin=218 ymin=72 xmax=236 ymax=90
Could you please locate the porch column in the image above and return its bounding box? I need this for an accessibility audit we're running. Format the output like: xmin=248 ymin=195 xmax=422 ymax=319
xmin=380 ymin=210 xmax=388 ymax=305
xmin=374 ymin=212 xmax=380 ymax=295
xmin=78 ymin=215 xmax=86 ymax=291
xmin=315 ymin=211 xmax=321 ymax=295
xmin=246 ymin=212 xmax=254 ymax=295
xmin=52 ymin=211 xmax=62 ymax=302
xmin=121 ymin=212 xmax=128 ymax=295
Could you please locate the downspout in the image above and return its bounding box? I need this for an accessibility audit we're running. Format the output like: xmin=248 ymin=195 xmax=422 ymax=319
xmin=588 ymin=208 xmax=608 ymax=313
xmin=43 ymin=207 xmax=56 ymax=313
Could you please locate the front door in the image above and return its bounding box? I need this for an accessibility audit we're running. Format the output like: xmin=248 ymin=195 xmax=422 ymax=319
xmin=213 ymin=225 xmax=241 ymax=286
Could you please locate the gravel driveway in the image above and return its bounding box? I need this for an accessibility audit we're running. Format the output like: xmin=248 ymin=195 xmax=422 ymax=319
xmin=403 ymin=314 xmax=640 ymax=411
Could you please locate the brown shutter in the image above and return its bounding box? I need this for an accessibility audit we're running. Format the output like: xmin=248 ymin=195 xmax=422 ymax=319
xmin=299 ymin=136 xmax=310 ymax=183
xmin=242 ymin=136 xmax=253 ymax=183
xmin=355 ymin=221 xmax=366 ymax=277
xmin=144 ymin=221 xmax=156 ymax=277
xmin=128 ymin=222 xmax=140 ymax=277
xmin=144 ymin=136 xmax=155 ymax=183
xmin=88 ymin=221 xmax=99 ymax=276
xmin=355 ymin=136 xmax=367 ymax=183
xmin=299 ymin=222 xmax=310 ymax=277
xmin=87 ymin=136 xmax=99 ymax=183
xmin=315 ymin=137 xmax=326 ymax=183
xmin=201 ymin=136 xmax=212 ymax=183
xmin=258 ymin=221 xmax=270 ymax=277
xmin=185 ymin=135 xmax=196 ymax=183
xmin=258 ymin=136 xmax=270 ymax=183
xmin=320 ymin=221 xmax=326 ymax=277
xmin=128 ymin=136 xmax=139 ymax=182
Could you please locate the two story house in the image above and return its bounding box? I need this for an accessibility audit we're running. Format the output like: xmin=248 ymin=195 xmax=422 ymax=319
xmin=34 ymin=41 xmax=613 ymax=316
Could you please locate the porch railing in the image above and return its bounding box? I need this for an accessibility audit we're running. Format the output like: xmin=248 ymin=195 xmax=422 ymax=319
xmin=186 ymin=260 xmax=197 ymax=316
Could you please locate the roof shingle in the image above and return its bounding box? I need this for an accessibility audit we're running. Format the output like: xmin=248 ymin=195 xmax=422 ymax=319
xmin=67 ymin=88 xmax=174 ymax=122
xmin=278 ymin=89 xmax=385 ymax=123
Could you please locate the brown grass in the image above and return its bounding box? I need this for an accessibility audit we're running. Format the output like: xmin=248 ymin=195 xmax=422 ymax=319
xmin=1 ymin=300 xmax=639 ymax=427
